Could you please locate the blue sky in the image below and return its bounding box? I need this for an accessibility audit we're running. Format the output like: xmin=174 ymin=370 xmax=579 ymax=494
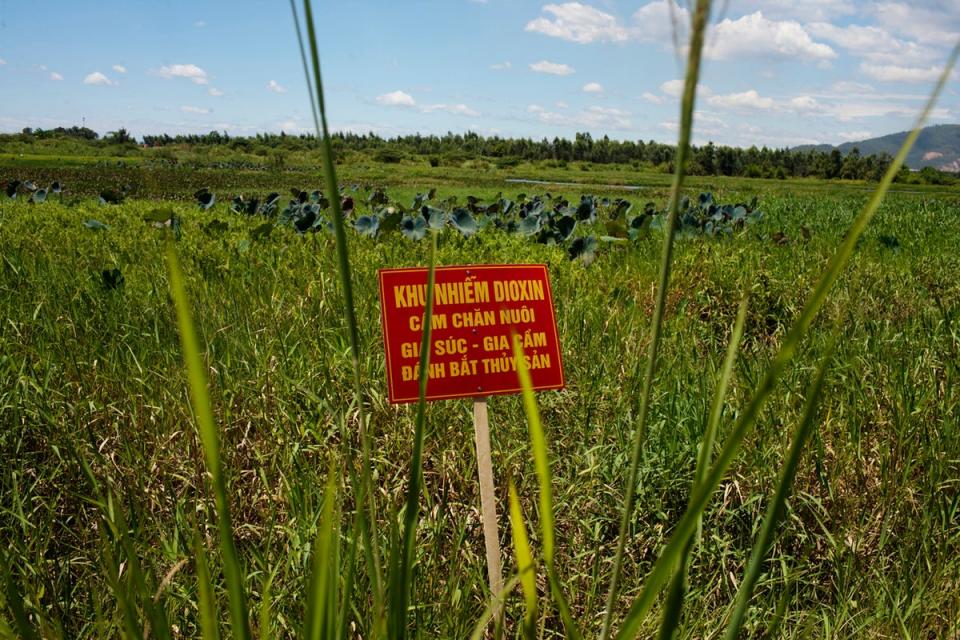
xmin=0 ymin=0 xmax=957 ymax=147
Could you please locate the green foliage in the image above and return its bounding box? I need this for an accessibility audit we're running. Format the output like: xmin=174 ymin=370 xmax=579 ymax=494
xmin=83 ymin=219 xmax=109 ymax=231
xmin=113 ymin=183 xmax=766 ymax=268
xmin=1 ymin=181 xmax=960 ymax=638
xmin=167 ymin=245 xmax=251 ymax=639
xmin=0 ymin=5 xmax=958 ymax=640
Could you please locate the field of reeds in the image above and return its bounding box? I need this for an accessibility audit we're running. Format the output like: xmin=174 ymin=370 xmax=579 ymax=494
xmin=2 ymin=1 xmax=959 ymax=638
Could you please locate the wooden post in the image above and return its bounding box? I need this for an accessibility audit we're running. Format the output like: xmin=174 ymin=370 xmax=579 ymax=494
xmin=473 ymin=397 xmax=503 ymax=618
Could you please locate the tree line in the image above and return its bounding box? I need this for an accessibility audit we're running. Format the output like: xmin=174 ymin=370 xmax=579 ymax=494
xmin=7 ymin=126 xmax=956 ymax=184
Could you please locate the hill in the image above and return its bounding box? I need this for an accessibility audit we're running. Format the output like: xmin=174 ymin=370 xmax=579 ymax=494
xmin=795 ymin=124 xmax=960 ymax=171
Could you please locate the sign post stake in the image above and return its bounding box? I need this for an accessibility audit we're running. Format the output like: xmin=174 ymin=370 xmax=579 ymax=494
xmin=378 ymin=264 xmax=566 ymax=629
xmin=473 ymin=397 xmax=503 ymax=619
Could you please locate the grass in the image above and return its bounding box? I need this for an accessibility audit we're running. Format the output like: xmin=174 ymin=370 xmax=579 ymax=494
xmin=2 ymin=181 xmax=960 ymax=636
xmin=2 ymin=2 xmax=960 ymax=637
xmin=3 ymin=154 xmax=958 ymax=204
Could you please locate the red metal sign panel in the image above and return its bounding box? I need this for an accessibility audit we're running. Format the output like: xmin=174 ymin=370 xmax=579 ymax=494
xmin=378 ymin=264 xmax=565 ymax=404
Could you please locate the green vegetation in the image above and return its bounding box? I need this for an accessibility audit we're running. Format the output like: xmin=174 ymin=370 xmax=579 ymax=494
xmin=3 ymin=1 xmax=960 ymax=638
xmin=4 ymin=173 xmax=960 ymax=637
xmin=5 ymin=125 xmax=960 ymax=185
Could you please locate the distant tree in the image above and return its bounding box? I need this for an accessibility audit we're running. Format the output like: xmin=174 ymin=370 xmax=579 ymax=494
xmin=699 ymin=141 xmax=716 ymax=175
xmin=826 ymin=149 xmax=843 ymax=179
xmin=840 ymin=147 xmax=863 ymax=180
xmin=105 ymin=128 xmax=135 ymax=145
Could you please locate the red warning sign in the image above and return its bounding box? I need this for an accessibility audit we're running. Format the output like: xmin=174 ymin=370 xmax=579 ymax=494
xmin=378 ymin=264 xmax=565 ymax=404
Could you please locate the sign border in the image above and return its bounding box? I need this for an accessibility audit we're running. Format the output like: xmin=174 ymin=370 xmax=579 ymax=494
xmin=377 ymin=263 xmax=565 ymax=404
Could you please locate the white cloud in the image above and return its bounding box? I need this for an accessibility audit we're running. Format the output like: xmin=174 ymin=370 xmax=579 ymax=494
xmin=422 ymin=103 xmax=481 ymax=117
xmin=695 ymin=111 xmax=729 ymax=128
xmin=582 ymin=81 xmax=604 ymax=94
xmin=831 ymin=80 xmax=875 ymax=93
xmin=376 ymin=90 xmax=416 ymax=107
xmin=112 ymin=64 xmax=127 ymax=74
xmin=156 ymin=63 xmax=209 ymax=85
xmin=707 ymin=90 xmax=775 ymax=110
xmin=181 ymin=106 xmax=211 ymax=114
xmin=806 ymin=22 xmax=937 ymax=65
xmin=659 ymin=79 xmax=711 ymax=99
xmin=838 ymin=130 xmax=872 ymax=141
xmin=267 ymin=79 xmax=287 ymax=93
xmin=732 ymin=0 xmax=855 ymax=22
xmin=50 ymin=72 xmax=63 ymax=81
xmin=708 ymin=12 xmax=836 ymax=61
xmin=642 ymin=91 xmax=665 ymax=104
xmin=525 ymin=2 xmax=629 ymax=44
xmin=194 ymin=20 xmax=207 ymax=28
xmin=0 ymin=58 xmax=6 ymax=66
xmin=868 ymin=2 xmax=960 ymax=47
xmin=529 ymin=104 xmax=633 ymax=130
xmin=490 ymin=61 xmax=512 ymax=70
xmin=580 ymin=106 xmax=632 ymax=129
xmin=528 ymin=2 xmax=836 ymax=64
xmin=556 ymin=101 xmax=568 ymax=108
xmin=83 ymin=71 xmax=114 ymax=86
xmin=530 ymin=60 xmax=575 ymax=75
xmin=827 ymin=99 xmax=949 ymax=121
xmin=660 ymin=79 xmax=685 ymax=98
xmin=787 ymin=95 xmax=824 ymax=112
xmin=208 ymin=87 xmax=224 ymax=97
xmin=860 ymin=63 xmax=946 ymax=83
xmin=631 ymin=0 xmax=690 ymax=45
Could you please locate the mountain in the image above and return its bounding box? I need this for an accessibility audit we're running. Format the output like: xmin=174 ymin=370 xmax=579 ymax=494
xmin=794 ymin=124 xmax=960 ymax=172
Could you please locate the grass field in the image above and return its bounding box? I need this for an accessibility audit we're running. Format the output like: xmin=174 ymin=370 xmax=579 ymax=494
xmin=4 ymin=0 xmax=960 ymax=634
xmin=3 ymin=153 xmax=959 ymax=201
xmin=2 ymin=168 xmax=959 ymax=636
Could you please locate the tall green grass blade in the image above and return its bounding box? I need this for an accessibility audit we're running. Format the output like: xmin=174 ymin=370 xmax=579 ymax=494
xmin=390 ymin=232 xmax=438 ymax=638
xmin=599 ymin=1 xmax=713 ymax=637
xmin=193 ymin=529 xmax=220 ymax=640
xmin=508 ymin=481 xmax=538 ymax=640
xmin=287 ymin=0 xmax=320 ymax=134
xmin=614 ymin=43 xmax=960 ymax=640
xmin=70 ymin=442 xmax=170 ymax=640
xmin=511 ymin=337 xmax=583 ymax=639
xmin=296 ymin=1 xmax=384 ymax=621
xmin=0 ymin=616 xmax=15 ymax=640
xmin=723 ymin=345 xmax=834 ymax=640
xmin=106 ymin=498 xmax=172 ymax=640
xmin=469 ymin=576 xmax=521 ymax=640
xmin=337 ymin=508 xmax=360 ymax=640
xmin=257 ymin=570 xmax=274 ymax=640
xmin=0 ymin=552 xmax=38 ymax=640
xmin=698 ymin=294 xmax=749 ymax=494
xmin=658 ymin=294 xmax=748 ymax=640
xmin=304 ymin=460 xmax=339 ymax=640
xmin=166 ymin=245 xmax=250 ymax=640
xmin=511 ymin=335 xmax=555 ymax=565
xmin=546 ymin=571 xmax=582 ymax=640
xmin=765 ymin=576 xmax=792 ymax=639
xmin=69 ymin=442 xmax=170 ymax=640
xmin=99 ymin=522 xmax=145 ymax=640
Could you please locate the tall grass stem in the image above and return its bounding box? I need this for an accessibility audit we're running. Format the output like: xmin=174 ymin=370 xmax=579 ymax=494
xmin=599 ymin=1 xmax=713 ymax=637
